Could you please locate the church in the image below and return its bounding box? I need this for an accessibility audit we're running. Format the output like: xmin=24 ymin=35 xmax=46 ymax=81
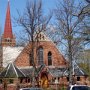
xmin=0 ymin=1 xmax=89 ymax=90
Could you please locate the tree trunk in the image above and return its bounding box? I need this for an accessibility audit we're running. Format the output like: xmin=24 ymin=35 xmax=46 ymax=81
xmin=68 ymin=38 xmax=73 ymax=85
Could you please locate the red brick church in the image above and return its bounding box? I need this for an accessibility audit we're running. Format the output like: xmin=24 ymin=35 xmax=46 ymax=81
xmin=0 ymin=1 xmax=89 ymax=90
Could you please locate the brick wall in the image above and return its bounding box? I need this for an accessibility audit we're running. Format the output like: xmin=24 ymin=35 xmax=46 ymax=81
xmin=14 ymin=41 xmax=67 ymax=68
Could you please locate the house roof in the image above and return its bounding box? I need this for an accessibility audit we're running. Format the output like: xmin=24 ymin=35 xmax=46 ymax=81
xmin=48 ymin=68 xmax=66 ymax=77
xmin=34 ymin=32 xmax=52 ymax=42
xmin=3 ymin=47 xmax=24 ymax=67
xmin=20 ymin=65 xmax=45 ymax=77
xmin=63 ymin=61 xmax=88 ymax=76
xmin=20 ymin=67 xmax=33 ymax=77
xmin=18 ymin=62 xmax=88 ymax=78
xmin=0 ymin=63 xmax=26 ymax=78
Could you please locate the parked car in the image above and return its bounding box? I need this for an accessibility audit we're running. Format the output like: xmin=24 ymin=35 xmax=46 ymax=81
xmin=67 ymin=84 xmax=90 ymax=90
xmin=88 ymin=86 xmax=90 ymax=90
xmin=19 ymin=87 xmax=43 ymax=90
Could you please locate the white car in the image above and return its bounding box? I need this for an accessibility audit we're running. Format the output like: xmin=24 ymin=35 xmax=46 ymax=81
xmin=19 ymin=87 xmax=43 ymax=90
xmin=67 ymin=85 xmax=90 ymax=90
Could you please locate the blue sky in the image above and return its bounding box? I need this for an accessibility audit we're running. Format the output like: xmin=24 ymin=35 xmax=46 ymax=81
xmin=0 ymin=0 xmax=57 ymax=35
xmin=0 ymin=0 xmax=89 ymax=51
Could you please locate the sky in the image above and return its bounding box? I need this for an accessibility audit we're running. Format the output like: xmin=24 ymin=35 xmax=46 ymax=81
xmin=0 ymin=0 xmax=57 ymax=36
xmin=0 ymin=0 xmax=89 ymax=50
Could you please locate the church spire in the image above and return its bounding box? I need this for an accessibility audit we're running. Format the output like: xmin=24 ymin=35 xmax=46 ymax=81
xmin=1 ymin=0 xmax=16 ymax=47
xmin=4 ymin=0 xmax=13 ymax=38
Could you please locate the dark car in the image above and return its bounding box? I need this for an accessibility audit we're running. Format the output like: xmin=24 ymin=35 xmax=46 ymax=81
xmin=67 ymin=85 xmax=90 ymax=90
xmin=19 ymin=87 xmax=43 ymax=90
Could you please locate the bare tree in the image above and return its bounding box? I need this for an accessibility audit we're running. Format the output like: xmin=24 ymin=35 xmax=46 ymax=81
xmin=53 ymin=0 xmax=87 ymax=84
xmin=86 ymin=0 xmax=90 ymax=3
xmin=16 ymin=0 xmax=52 ymax=87
xmin=78 ymin=0 xmax=90 ymax=45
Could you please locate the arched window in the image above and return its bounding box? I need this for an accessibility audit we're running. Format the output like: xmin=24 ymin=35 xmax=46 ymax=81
xmin=29 ymin=53 xmax=32 ymax=65
xmin=48 ymin=52 xmax=52 ymax=66
xmin=38 ymin=47 xmax=44 ymax=65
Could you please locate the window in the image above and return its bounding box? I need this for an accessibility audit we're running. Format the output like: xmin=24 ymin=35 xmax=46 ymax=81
xmin=5 ymin=38 xmax=12 ymax=42
xmin=73 ymin=86 xmax=88 ymax=90
xmin=48 ymin=52 xmax=52 ymax=66
xmin=38 ymin=47 xmax=44 ymax=65
xmin=9 ymin=79 xmax=13 ymax=84
xmin=29 ymin=53 xmax=32 ymax=65
xmin=20 ymin=79 xmax=23 ymax=83
xmin=67 ymin=77 xmax=69 ymax=81
xmin=0 ymin=79 xmax=2 ymax=84
xmin=28 ymin=79 xmax=30 ymax=83
xmin=40 ymin=34 xmax=42 ymax=40
xmin=5 ymin=39 xmax=7 ymax=42
xmin=77 ymin=77 xmax=80 ymax=81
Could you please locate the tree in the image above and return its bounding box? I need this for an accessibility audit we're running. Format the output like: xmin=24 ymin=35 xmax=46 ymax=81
xmin=16 ymin=0 xmax=52 ymax=87
xmin=78 ymin=0 xmax=90 ymax=45
xmin=86 ymin=0 xmax=90 ymax=3
xmin=53 ymin=0 xmax=87 ymax=84
xmin=78 ymin=49 xmax=90 ymax=79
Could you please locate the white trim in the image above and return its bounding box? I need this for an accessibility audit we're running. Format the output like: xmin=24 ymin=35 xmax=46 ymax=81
xmin=73 ymin=61 xmax=84 ymax=75
xmin=18 ymin=66 xmax=33 ymax=69
xmin=48 ymin=69 xmax=54 ymax=77
xmin=16 ymin=65 xmax=26 ymax=77
xmin=12 ymin=63 xmax=18 ymax=77
xmin=5 ymin=64 xmax=10 ymax=77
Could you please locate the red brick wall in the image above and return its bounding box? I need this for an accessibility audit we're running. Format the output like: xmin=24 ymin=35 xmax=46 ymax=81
xmin=0 ymin=84 xmax=17 ymax=90
xmin=14 ymin=41 xmax=67 ymax=68
xmin=1 ymin=35 xmax=16 ymax=47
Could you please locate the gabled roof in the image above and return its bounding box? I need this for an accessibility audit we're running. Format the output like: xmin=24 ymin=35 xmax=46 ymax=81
xmin=20 ymin=65 xmax=45 ymax=77
xmin=48 ymin=68 xmax=66 ymax=77
xmin=72 ymin=61 xmax=88 ymax=76
xmin=3 ymin=47 xmax=24 ymax=67
xmin=34 ymin=32 xmax=52 ymax=41
xmin=20 ymin=67 xmax=33 ymax=77
xmin=0 ymin=63 xmax=26 ymax=78
xmin=63 ymin=61 xmax=88 ymax=76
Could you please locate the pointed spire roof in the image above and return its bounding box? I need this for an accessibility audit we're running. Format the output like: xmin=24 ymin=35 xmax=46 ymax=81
xmin=0 ymin=63 xmax=26 ymax=78
xmin=63 ymin=61 xmax=88 ymax=76
xmin=3 ymin=0 xmax=13 ymax=38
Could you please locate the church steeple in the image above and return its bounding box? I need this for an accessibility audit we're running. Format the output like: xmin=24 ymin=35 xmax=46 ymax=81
xmin=1 ymin=0 xmax=16 ymax=47
xmin=4 ymin=0 xmax=13 ymax=38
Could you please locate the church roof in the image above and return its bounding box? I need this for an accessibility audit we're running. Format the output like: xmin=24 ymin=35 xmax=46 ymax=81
xmin=20 ymin=67 xmax=33 ymax=77
xmin=3 ymin=47 xmax=24 ymax=67
xmin=0 ymin=63 xmax=26 ymax=78
xmin=20 ymin=65 xmax=45 ymax=77
xmin=48 ymin=68 xmax=66 ymax=77
xmin=48 ymin=66 xmax=87 ymax=77
xmin=63 ymin=61 xmax=88 ymax=76
xmin=6 ymin=63 xmax=87 ymax=78
xmin=34 ymin=32 xmax=52 ymax=41
xmin=3 ymin=0 xmax=13 ymax=38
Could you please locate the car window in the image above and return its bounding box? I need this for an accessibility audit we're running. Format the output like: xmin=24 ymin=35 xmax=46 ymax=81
xmin=72 ymin=86 xmax=88 ymax=90
xmin=21 ymin=88 xmax=31 ymax=90
xmin=20 ymin=88 xmax=30 ymax=90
